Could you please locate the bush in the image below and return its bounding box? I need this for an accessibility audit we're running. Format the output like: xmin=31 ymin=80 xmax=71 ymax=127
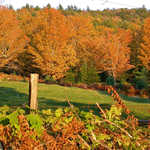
xmin=44 ymin=75 xmax=56 ymax=84
xmin=63 ymin=71 xmax=76 ymax=84
xmin=0 ymin=73 xmax=28 ymax=82
xmin=87 ymin=64 xmax=100 ymax=84
xmin=63 ymin=82 xmax=73 ymax=87
xmin=88 ymin=83 xmax=105 ymax=91
xmin=139 ymin=89 xmax=149 ymax=98
xmin=106 ymin=76 xmax=115 ymax=86
xmin=74 ymin=83 xmax=88 ymax=89
xmin=79 ymin=62 xmax=100 ymax=84
xmin=0 ymin=104 xmax=149 ymax=149
xmin=118 ymin=82 xmax=135 ymax=96
xmin=135 ymin=79 xmax=148 ymax=90
xmin=127 ymin=85 xmax=136 ymax=96
xmin=132 ymin=66 xmax=149 ymax=90
xmin=80 ymin=62 xmax=88 ymax=84
xmin=117 ymin=73 xmax=129 ymax=89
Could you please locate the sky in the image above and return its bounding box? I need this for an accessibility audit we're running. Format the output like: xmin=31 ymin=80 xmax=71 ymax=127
xmin=1 ymin=0 xmax=150 ymax=10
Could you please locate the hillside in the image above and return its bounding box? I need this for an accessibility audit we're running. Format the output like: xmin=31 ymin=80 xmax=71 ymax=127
xmin=0 ymin=81 xmax=149 ymax=119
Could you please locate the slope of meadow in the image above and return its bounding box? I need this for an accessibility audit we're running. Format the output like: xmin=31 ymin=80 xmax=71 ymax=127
xmin=0 ymin=81 xmax=149 ymax=119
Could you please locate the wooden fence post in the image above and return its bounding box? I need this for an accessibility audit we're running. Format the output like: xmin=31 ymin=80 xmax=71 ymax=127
xmin=29 ymin=73 xmax=39 ymax=111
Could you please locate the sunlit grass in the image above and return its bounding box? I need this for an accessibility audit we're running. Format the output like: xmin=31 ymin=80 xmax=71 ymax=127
xmin=0 ymin=81 xmax=149 ymax=119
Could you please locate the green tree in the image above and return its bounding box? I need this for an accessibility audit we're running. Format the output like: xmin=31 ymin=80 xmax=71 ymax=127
xmin=87 ymin=64 xmax=99 ymax=84
xmin=80 ymin=62 xmax=88 ymax=83
xmin=133 ymin=66 xmax=148 ymax=89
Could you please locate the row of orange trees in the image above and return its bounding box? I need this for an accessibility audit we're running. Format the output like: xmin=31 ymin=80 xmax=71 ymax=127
xmin=0 ymin=6 xmax=150 ymax=84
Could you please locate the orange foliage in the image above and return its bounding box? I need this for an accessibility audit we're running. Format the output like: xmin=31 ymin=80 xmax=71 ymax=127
xmin=68 ymin=15 xmax=95 ymax=62
xmin=0 ymin=7 xmax=29 ymax=67
xmin=18 ymin=8 xmax=78 ymax=79
xmin=0 ymin=7 xmax=136 ymax=80
xmin=139 ymin=17 xmax=150 ymax=70
xmin=93 ymin=27 xmax=134 ymax=79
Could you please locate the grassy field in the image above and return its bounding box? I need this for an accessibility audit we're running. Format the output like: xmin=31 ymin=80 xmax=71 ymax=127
xmin=0 ymin=81 xmax=150 ymax=119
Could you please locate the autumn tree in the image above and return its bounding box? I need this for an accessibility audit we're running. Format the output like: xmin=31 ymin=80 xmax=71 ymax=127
xmin=93 ymin=27 xmax=134 ymax=82
xmin=14 ymin=8 xmax=39 ymax=75
xmin=128 ymin=21 xmax=143 ymax=66
xmin=0 ymin=7 xmax=29 ymax=68
xmin=68 ymin=15 xmax=95 ymax=62
xmin=18 ymin=8 xmax=78 ymax=79
xmin=139 ymin=17 xmax=150 ymax=70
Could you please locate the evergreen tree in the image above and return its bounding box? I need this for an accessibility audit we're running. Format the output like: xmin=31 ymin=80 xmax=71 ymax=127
xmin=63 ymin=70 xmax=76 ymax=84
xmin=80 ymin=62 xmax=88 ymax=83
xmin=58 ymin=4 xmax=64 ymax=10
xmin=47 ymin=4 xmax=51 ymax=9
xmin=35 ymin=6 xmax=40 ymax=11
xmin=87 ymin=64 xmax=99 ymax=84
xmin=79 ymin=62 xmax=99 ymax=84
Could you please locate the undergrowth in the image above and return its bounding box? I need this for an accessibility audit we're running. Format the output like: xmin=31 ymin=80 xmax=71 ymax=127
xmin=0 ymin=86 xmax=149 ymax=150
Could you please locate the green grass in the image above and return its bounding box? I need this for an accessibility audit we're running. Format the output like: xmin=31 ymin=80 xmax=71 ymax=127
xmin=0 ymin=81 xmax=150 ymax=119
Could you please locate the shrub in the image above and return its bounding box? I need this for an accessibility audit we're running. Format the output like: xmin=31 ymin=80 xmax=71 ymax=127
xmin=106 ymin=76 xmax=115 ymax=86
xmin=119 ymin=82 xmax=135 ymax=96
xmin=117 ymin=73 xmax=129 ymax=89
xmin=63 ymin=71 xmax=76 ymax=84
xmin=132 ymin=66 xmax=148 ymax=90
xmin=87 ymin=64 xmax=100 ymax=84
xmin=63 ymin=82 xmax=73 ymax=87
xmin=139 ymin=89 xmax=149 ymax=98
xmin=44 ymin=75 xmax=56 ymax=84
xmin=74 ymin=83 xmax=88 ymax=89
xmin=80 ymin=62 xmax=88 ymax=84
xmin=79 ymin=62 xmax=100 ymax=84
xmin=89 ymin=83 xmax=105 ymax=91
xmin=127 ymin=85 xmax=136 ymax=96
xmin=0 ymin=73 xmax=28 ymax=82
xmin=0 ymin=103 xmax=149 ymax=149
xmin=135 ymin=79 xmax=148 ymax=90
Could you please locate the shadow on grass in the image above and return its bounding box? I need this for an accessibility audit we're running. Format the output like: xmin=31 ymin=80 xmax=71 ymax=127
xmin=97 ymin=90 xmax=150 ymax=104
xmin=0 ymin=86 xmax=111 ymax=116
xmin=0 ymin=87 xmax=28 ymax=106
xmin=38 ymin=97 xmax=150 ymax=120
xmin=120 ymin=94 xmax=150 ymax=104
xmin=0 ymin=86 xmax=149 ymax=119
xmin=38 ymin=97 xmax=111 ymax=116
